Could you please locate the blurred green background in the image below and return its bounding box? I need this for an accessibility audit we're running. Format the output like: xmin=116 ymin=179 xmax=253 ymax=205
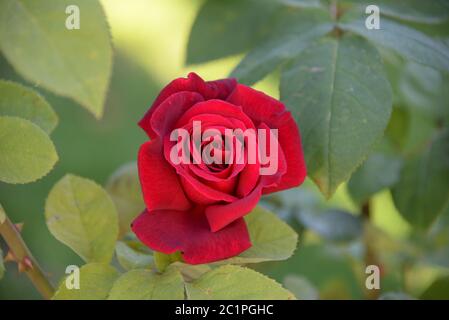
xmin=0 ymin=0 xmax=446 ymax=299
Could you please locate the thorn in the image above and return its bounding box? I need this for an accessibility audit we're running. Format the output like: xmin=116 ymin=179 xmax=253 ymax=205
xmin=18 ymin=257 xmax=33 ymax=273
xmin=14 ymin=222 xmax=24 ymax=232
xmin=4 ymin=250 xmax=16 ymax=263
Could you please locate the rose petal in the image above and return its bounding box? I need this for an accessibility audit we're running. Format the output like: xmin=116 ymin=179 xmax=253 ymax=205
xmin=139 ymin=73 xmax=237 ymax=138
xmin=226 ymin=84 xmax=286 ymax=127
xmin=205 ymin=183 xmax=264 ymax=232
xmin=150 ymin=91 xmax=204 ymax=137
xmin=138 ymin=139 xmax=191 ymax=211
xmin=262 ymin=113 xmax=307 ymax=194
xmin=131 ymin=208 xmax=251 ymax=264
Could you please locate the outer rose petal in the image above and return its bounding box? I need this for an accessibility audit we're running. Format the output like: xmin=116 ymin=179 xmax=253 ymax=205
xmin=227 ymin=84 xmax=307 ymax=192
xmin=132 ymin=209 xmax=251 ymax=264
xmin=139 ymin=73 xmax=237 ymax=138
xmin=138 ymin=139 xmax=191 ymax=211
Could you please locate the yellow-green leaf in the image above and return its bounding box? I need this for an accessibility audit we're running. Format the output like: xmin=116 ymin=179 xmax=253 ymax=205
xmin=0 ymin=0 xmax=112 ymax=118
xmin=0 ymin=116 xmax=58 ymax=184
xmin=185 ymin=265 xmax=295 ymax=300
xmin=108 ymin=267 xmax=184 ymax=300
xmin=0 ymin=80 xmax=58 ymax=134
xmin=53 ymin=263 xmax=119 ymax=300
xmin=45 ymin=174 xmax=119 ymax=263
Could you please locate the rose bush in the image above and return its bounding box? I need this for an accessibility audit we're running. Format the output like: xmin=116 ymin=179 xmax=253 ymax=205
xmin=132 ymin=73 xmax=306 ymax=264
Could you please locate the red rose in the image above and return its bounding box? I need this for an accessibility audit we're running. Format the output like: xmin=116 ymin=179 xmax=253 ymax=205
xmin=132 ymin=73 xmax=306 ymax=264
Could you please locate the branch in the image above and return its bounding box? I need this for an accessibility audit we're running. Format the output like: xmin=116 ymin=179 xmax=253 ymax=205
xmin=0 ymin=215 xmax=54 ymax=299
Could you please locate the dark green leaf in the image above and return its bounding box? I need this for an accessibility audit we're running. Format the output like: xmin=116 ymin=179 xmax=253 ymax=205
xmin=420 ymin=276 xmax=449 ymax=300
xmin=348 ymin=153 xmax=403 ymax=205
xmin=281 ymin=35 xmax=392 ymax=197
xmin=297 ymin=209 xmax=363 ymax=242
xmin=231 ymin=8 xmax=333 ymax=84
xmin=392 ymin=129 xmax=449 ymax=230
xmin=340 ymin=15 xmax=449 ymax=72
xmin=186 ymin=0 xmax=278 ymax=64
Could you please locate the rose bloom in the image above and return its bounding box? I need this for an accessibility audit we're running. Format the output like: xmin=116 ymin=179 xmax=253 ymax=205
xmin=132 ymin=73 xmax=306 ymax=264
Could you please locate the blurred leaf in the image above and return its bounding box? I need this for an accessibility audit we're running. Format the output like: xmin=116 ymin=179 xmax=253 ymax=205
xmin=420 ymin=275 xmax=449 ymax=300
xmin=348 ymin=153 xmax=403 ymax=205
xmin=0 ymin=80 xmax=58 ymax=134
xmin=399 ymin=62 xmax=449 ymax=121
xmin=185 ymin=265 xmax=295 ymax=300
xmin=108 ymin=267 xmax=184 ymax=300
xmin=385 ymin=106 xmax=410 ymax=151
xmin=343 ymin=0 xmax=449 ymax=24
xmin=105 ymin=162 xmax=144 ymax=238
xmin=53 ymin=263 xmax=119 ymax=300
xmin=280 ymin=0 xmax=324 ymax=8
xmin=0 ymin=203 xmax=5 ymax=224
xmin=220 ymin=206 xmax=298 ymax=264
xmin=283 ymin=275 xmax=319 ymax=300
xmin=392 ymin=129 xmax=449 ymax=230
xmin=379 ymin=292 xmax=415 ymax=300
xmin=281 ymin=35 xmax=392 ymax=197
xmin=187 ymin=0 xmax=278 ymax=64
xmin=45 ymin=174 xmax=119 ymax=263
xmin=298 ymin=209 xmax=363 ymax=242
xmin=154 ymin=251 xmax=182 ymax=273
xmin=115 ymin=241 xmax=153 ymax=271
xmin=0 ymin=116 xmax=58 ymax=184
xmin=231 ymin=8 xmax=333 ymax=85
xmin=0 ymin=247 xmax=5 ymax=280
xmin=340 ymin=15 xmax=449 ymax=73
xmin=0 ymin=0 xmax=112 ymax=118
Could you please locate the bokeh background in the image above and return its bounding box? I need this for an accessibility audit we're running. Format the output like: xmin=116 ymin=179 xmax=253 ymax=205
xmin=0 ymin=0 xmax=446 ymax=299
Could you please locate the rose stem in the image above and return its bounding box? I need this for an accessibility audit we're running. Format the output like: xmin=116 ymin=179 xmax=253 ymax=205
xmin=0 ymin=215 xmax=54 ymax=299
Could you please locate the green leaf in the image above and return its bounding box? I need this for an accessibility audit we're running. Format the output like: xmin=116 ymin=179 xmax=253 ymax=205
xmin=399 ymin=62 xmax=449 ymax=121
xmin=187 ymin=0 xmax=278 ymax=64
xmin=343 ymin=0 xmax=449 ymax=24
xmin=115 ymin=240 xmax=153 ymax=271
xmin=0 ymin=247 xmax=5 ymax=280
xmin=0 ymin=80 xmax=58 ymax=134
xmin=280 ymin=0 xmax=324 ymax=9
xmin=53 ymin=263 xmax=119 ymax=300
xmin=297 ymin=210 xmax=363 ymax=242
xmin=220 ymin=206 xmax=298 ymax=264
xmin=281 ymin=35 xmax=392 ymax=197
xmin=170 ymin=262 xmax=211 ymax=282
xmin=154 ymin=251 xmax=182 ymax=273
xmin=283 ymin=275 xmax=319 ymax=300
xmin=45 ymin=174 xmax=119 ymax=263
xmin=185 ymin=265 xmax=295 ymax=300
xmin=0 ymin=0 xmax=112 ymax=118
xmin=385 ymin=106 xmax=410 ymax=151
xmin=340 ymin=15 xmax=449 ymax=73
xmin=231 ymin=8 xmax=333 ymax=85
xmin=108 ymin=267 xmax=185 ymax=300
xmin=105 ymin=162 xmax=144 ymax=238
xmin=392 ymin=129 xmax=449 ymax=230
xmin=420 ymin=276 xmax=449 ymax=300
xmin=348 ymin=153 xmax=403 ymax=205
xmin=0 ymin=116 xmax=58 ymax=184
